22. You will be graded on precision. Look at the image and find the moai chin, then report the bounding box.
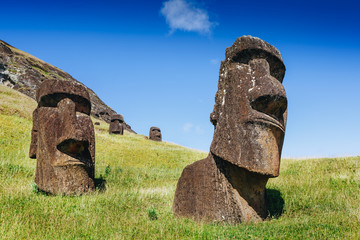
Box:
[29,79,95,195]
[149,127,162,141]
[173,36,287,223]
[109,114,124,135]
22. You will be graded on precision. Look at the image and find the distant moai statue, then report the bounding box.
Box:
[149,127,162,141]
[173,36,288,223]
[29,79,95,195]
[109,114,124,135]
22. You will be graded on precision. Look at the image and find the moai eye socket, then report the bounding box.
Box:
[36,80,91,115]
[110,114,124,122]
[231,49,286,82]
[38,94,91,115]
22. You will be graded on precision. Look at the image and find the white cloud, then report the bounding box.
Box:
[160,0,214,35]
[183,123,204,135]
[210,58,219,65]
[195,125,204,134]
[183,123,193,132]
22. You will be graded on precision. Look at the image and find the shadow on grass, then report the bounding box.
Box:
[95,176,106,192]
[266,189,284,219]
[32,177,107,196]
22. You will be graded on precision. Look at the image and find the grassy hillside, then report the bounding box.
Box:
[0,84,359,239]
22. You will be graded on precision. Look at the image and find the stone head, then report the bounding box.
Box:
[29,79,95,194]
[109,114,124,134]
[210,36,287,177]
[149,127,162,141]
[111,114,124,124]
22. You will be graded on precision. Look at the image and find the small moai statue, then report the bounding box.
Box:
[109,114,124,135]
[29,79,95,195]
[173,36,288,223]
[149,127,162,141]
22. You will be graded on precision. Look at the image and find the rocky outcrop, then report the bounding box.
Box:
[0,40,134,132]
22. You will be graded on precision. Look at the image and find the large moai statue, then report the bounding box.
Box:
[149,127,162,141]
[29,79,95,195]
[173,36,287,223]
[109,114,124,135]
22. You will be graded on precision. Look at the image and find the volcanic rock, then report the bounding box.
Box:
[0,40,134,133]
[109,114,124,135]
[149,127,162,141]
[30,79,96,195]
[173,36,288,223]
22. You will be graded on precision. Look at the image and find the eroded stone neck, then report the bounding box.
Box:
[212,153,269,218]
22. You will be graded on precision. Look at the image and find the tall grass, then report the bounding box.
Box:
[0,85,359,239]
[0,85,37,120]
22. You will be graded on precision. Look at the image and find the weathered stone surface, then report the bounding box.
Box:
[0,40,135,133]
[149,127,162,141]
[109,114,124,135]
[30,79,95,195]
[29,108,39,159]
[173,36,287,223]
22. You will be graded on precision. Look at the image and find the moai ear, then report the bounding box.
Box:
[210,110,218,128]
[29,108,39,159]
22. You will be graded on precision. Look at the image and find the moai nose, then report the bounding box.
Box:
[251,94,287,125]
[57,139,89,157]
[56,98,90,154]
[248,59,287,126]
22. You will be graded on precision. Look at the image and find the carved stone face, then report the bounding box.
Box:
[149,127,162,141]
[109,114,124,135]
[30,80,95,195]
[210,36,287,177]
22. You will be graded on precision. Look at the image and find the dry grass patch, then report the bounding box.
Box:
[0,85,37,119]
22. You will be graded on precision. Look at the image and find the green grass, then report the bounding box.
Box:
[32,66,50,76]
[8,68,17,74]
[0,85,360,239]
[0,85,37,120]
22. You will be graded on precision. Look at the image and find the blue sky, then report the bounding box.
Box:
[1,0,360,158]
